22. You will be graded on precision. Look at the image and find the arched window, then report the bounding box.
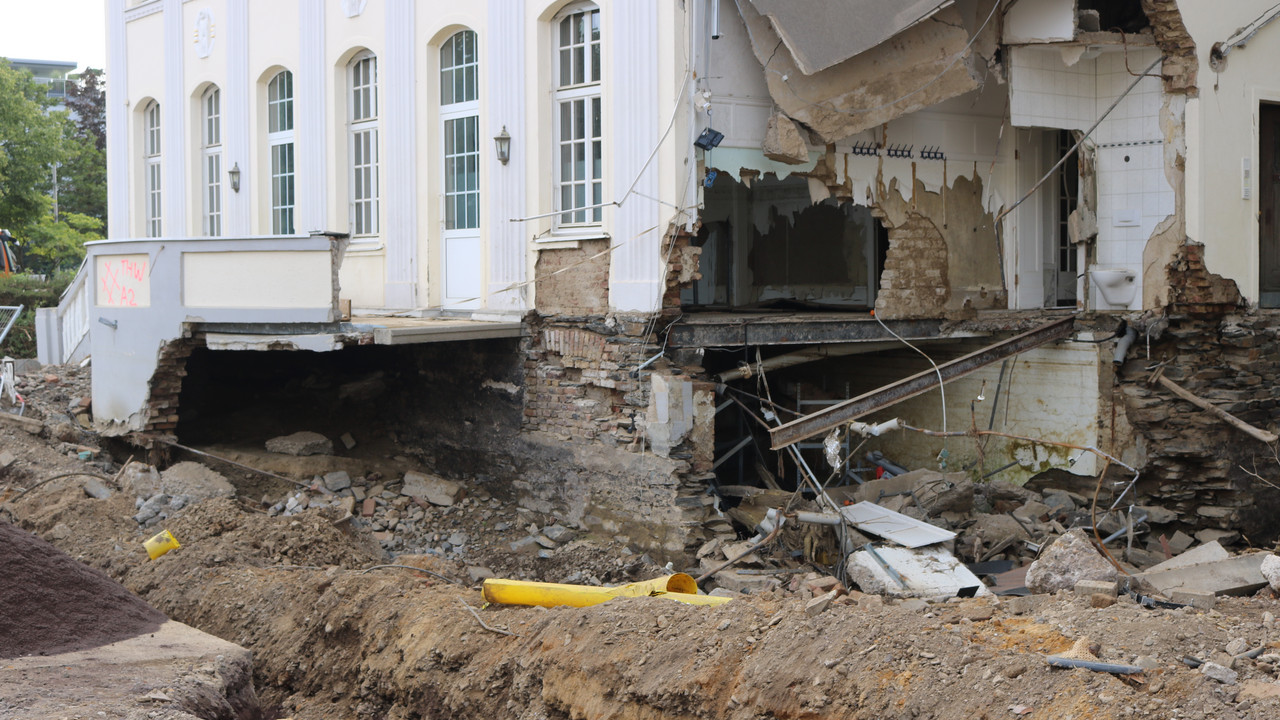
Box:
[201,86,222,236]
[144,101,162,237]
[553,3,601,227]
[268,71,295,235]
[441,30,479,231]
[348,53,378,236]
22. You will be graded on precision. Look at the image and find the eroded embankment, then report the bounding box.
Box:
[9,485,1276,720]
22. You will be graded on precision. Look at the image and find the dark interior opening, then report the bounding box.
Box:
[683,172,888,311]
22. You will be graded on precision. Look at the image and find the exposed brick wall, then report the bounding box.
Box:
[1165,242,1244,315]
[1142,0,1198,95]
[143,337,199,437]
[533,239,611,316]
[875,213,950,319]
[522,314,657,444]
[1117,313,1280,546]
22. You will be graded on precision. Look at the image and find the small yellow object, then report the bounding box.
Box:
[481,573,731,608]
[143,529,181,560]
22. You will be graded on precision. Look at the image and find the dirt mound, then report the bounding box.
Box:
[0,520,166,658]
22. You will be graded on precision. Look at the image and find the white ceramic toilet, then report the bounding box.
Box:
[1089,266,1137,309]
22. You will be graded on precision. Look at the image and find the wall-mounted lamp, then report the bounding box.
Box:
[228,162,241,193]
[494,126,511,165]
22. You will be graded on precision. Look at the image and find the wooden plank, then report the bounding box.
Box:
[0,411,43,435]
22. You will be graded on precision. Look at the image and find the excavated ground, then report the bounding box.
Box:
[2,365,1280,719]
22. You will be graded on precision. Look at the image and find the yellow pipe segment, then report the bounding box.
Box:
[481,573,731,608]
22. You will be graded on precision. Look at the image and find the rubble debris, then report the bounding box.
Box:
[0,450,15,470]
[264,431,334,456]
[1073,579,1118,598]
[804,588,839,617]
[1025,529,1118,595]
[1261,554,1280,592]
[847,469,974,517]
[401,471,461,507]
[761,108,808,165]
[845,544,988,601]
[1145,540,1229,573]
[1168,590,1216,610]
[81,478,112,500]
[339,432,357,450]
[481,574,731,608]
[1201,662,1239,685]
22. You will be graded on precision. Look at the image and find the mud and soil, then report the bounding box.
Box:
[2,365,1280,719]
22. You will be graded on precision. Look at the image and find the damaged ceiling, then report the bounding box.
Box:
[744,0,955,75]
[734,0,1000,143]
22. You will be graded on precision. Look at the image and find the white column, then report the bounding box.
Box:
[106,0,129,239]
[486,0,528,311]
[226,0,251,236]
[298,0,328,234]
[382,0,418,308]
[162,0,187,235]
[609,0,662,312]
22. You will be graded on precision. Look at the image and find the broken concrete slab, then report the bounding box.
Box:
[840,501,955,548]
[845,544,989,601]
[762,108,809,165]
[805,588,839,617]
[712,569,781,594]
[1169,590,1216,611]
[853,469,974,517]
[735,0,990,143]
[81,479,112,500]
[1195,528,1240,546]
[1201,662,1238,685]
[401,472,460,507]
[322,471,352,492]
[265,431,333,457]
[1074,579,1118,598]
[1134,553,1271,598]
[1025,529,1118,595]
[1145,541,1229,574]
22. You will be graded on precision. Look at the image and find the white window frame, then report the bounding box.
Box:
[348,52,379,237]
[268,70,295,235]
[552,3,602,230]
[441,30,480,232]
[201,86,222,237]
[144,101,162,238]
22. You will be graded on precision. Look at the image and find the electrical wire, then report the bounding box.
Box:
[872,311,948,442]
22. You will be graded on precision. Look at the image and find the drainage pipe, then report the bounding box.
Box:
[481,574,731,608]
[715,342,904,383]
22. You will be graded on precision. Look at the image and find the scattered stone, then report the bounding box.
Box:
[49,522,71,540]
[696,537,723,559]
[1261,554,1280,592]
[708,588,738,598]
[1136,505,1177,525]
[713,569,780,594]
[0,450,16,470]
[1166,530,1195,555]
[361,498,376,517]
[534,535,559,549]
[401,471,461,507]
[265,431,334,456]
[1201,662,1238,685]
[467,566,495,583]
[1136,552,1271,597]
[805,576,843,595]
[898,598,929,612]
[322,471,352,492]
[536,549,554,559]
[1195,528,1240,546]
[337,496,356,516]
[805,589,839,617]
[509,536,539,552]
[81,479,112,500]
[133,494,170,525]
[1225,638,1250,656]
[1012,500,1050,523]
[542,524,573,543]
[1074,579,1118,597]
[448,532,468,548]
[1169,590,1216,610]
[1026,529,1117,594]
[1263,611,1276,628]
[339,432,357,450]
[1134,656,1160,671]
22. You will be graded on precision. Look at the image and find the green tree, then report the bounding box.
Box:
[0,60,66,233]
[58,68,107,224]
[21,195,102,273]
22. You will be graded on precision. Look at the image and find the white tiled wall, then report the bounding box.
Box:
[1011,45,1173,309]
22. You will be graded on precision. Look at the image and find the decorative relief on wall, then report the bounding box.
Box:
[194,8,215,58]
[343,0,368,18]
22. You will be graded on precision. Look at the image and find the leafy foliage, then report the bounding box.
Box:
[0,270,74,358]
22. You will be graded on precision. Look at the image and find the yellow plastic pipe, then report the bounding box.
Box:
[481,573,731,608]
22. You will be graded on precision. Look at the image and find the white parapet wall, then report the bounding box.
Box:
[86,233,345,434]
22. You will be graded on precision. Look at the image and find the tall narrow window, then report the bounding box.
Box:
[144,101,162,237]
[441,30,479,231]
[349,53,378,236]
[553,4,602,227]
[268,71,295,235]
[202,87,222,236]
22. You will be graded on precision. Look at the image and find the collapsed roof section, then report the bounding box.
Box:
[734,0,1001,143]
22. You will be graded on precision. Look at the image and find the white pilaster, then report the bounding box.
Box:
[162,0,187,235]
[226,0,251,235]
[298,0,328,234]
[486,0,528,311]
[106,0,129,239]
[382,0,418,308]
[609,0,662,313]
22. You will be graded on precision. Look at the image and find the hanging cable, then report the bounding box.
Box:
[873,311,949,467]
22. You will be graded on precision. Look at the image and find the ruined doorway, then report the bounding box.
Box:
[1015,129,1080,308]
[1053,130,1080,307]
[684,173,886,310]
[1260,103,1280,307]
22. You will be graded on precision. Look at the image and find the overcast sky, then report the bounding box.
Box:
[0,0,108,73]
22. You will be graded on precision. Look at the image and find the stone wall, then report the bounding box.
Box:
[1141,0,1198,95]
[143,337,198,437]
[875,213,950,319]
[1117,312,1280,547]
